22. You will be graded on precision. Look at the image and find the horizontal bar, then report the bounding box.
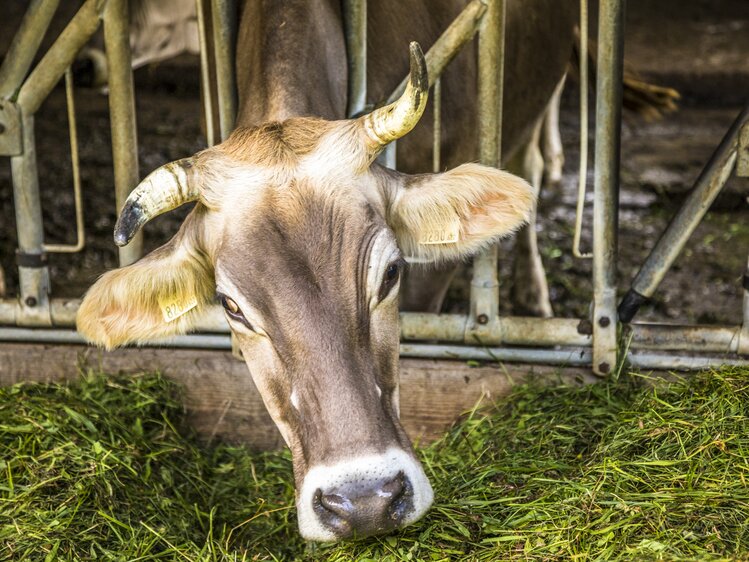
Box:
[0,330,746,370]
[0,300,745,355]
[0,327,231,350]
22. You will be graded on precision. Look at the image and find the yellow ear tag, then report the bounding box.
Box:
[419,216,461,245]
[157,294,198,323]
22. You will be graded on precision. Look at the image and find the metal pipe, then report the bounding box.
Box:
[619,104,749,323]
[104,0,142,266]
[1,327,745,370]
[196,0,217,146]
[739,257,749,355]
[432,77,442,172]
[401,343,592,366]
[4,299,741,355]
[211,0,237,140]
[572,0,592,259]
[343,0,367,117]
[16,0,106,115]
[0,327,231,350]
[591,0,624,375]
[0,0,61,100]
[386,0,487,103]
[10,112,51,326]
[44,68,85,253]
[468,0,505,343]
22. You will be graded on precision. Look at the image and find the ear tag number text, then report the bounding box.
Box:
[158,294,198,323]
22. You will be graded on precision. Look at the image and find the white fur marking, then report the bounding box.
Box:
[290,389,300,410]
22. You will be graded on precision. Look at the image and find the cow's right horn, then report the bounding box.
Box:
[113,158,198,247]
[362,42,428,147]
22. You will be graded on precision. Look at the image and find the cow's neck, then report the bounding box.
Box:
[235,0,347,127]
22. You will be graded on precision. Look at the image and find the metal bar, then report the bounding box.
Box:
[380,0,486,170]
[432,78,442,172]
[572,0,592,259]
[44,68,85,253]
[2,299,744,356]
[343,0,367,117]
[16,0,106,115]
[211,0,237,140]
[196,0,218,146]
[386,0,488,103]
[739,257,749,355]
[1,327,745,370]
[468,0,505,344]
[619,104,749,323]
[0,0,61,100]
[0,327,231,349]
[591,0,625,375]
[10,112,51,326]
[104,0,142,266]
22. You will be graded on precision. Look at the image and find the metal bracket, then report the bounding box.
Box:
[738,119,749,177]
[0,101,22,156]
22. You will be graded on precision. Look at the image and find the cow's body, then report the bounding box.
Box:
[78,0,579,542]
[237,0,576,171]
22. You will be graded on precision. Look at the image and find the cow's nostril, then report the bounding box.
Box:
[313,472,414,538]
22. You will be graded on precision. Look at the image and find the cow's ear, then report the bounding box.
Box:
[77,212,214,350]
[385,163,536,262]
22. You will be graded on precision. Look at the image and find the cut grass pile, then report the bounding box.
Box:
[1,368,749,561]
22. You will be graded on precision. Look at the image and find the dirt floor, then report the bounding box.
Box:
[1,0,748,326]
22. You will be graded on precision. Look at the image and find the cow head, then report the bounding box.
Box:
[77,44,535,541]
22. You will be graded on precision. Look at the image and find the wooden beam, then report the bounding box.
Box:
[0,343,596,449]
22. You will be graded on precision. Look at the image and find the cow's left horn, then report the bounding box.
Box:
[363,42,428,146]
[113,158,198,247]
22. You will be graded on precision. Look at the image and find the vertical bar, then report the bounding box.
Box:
[196,0,218,146]
[0,0,61,100]
[10,113,51,326]
[104,0,142,266]
[432,77,442,173]
[467,0,505,342]
[739,257,749,355]
[592,0,625,375]
[343,0,367,117]
[211,0,237,140]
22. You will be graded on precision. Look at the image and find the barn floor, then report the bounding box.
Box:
[2,367,747,560]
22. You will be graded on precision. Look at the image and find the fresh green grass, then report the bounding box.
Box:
[2,368,748,561]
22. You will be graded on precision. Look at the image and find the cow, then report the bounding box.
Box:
[77,0,581,542]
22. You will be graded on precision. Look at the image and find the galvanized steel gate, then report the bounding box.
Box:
[1,0,748,374]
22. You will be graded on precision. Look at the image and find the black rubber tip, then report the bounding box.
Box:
[617,289,648,324]
[113,203,145,247]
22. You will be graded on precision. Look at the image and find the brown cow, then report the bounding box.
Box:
[78,0,576,541]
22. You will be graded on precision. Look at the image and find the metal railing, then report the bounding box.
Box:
[1,0,748,373]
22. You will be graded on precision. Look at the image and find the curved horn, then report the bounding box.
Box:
[363,42,428,146]
[113,158,198,247]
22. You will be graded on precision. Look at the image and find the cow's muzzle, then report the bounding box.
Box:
[296,447,434,541]
[313,470,412,538]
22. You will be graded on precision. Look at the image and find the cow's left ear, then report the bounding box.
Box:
[77,211,215,350]
[384,163,536,262]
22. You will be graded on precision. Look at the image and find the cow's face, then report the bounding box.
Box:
[77,45,535,541]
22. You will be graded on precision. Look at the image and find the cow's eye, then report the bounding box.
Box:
[379,260,403,301]
[219,294,253,329]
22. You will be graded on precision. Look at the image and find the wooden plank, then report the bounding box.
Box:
[0,343,596,449]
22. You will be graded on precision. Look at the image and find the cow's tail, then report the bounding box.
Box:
[571,29,681,121]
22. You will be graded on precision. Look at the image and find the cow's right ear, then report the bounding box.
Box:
[383,163,536,263]
[77,211,214,350]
